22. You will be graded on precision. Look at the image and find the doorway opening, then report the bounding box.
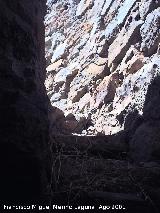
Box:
[44,0,160,210]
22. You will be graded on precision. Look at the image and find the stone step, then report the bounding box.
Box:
[52,133,128,160]
[51,135,160,212]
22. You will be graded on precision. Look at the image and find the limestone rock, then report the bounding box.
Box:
[46,59,63,72]
[76,0,94,18]
[108,20,143,69]
[140,8,160,56]
[45,0,160,136]
[91,72,119,108]
[130,121,160,162]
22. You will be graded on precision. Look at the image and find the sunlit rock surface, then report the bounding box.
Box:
[45,0,160,135]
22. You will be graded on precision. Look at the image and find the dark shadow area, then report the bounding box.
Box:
[0,143,41,203]
[0,0,51,206]
[125,76,160,163]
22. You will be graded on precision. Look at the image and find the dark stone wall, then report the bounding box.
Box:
[0,0,51,204]
[129,76,160,162]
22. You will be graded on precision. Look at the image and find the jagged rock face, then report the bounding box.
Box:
[0,0,51,203]
[45,0,160,135]
[129,76,160,162]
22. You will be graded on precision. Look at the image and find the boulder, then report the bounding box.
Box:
[129,121,160,162]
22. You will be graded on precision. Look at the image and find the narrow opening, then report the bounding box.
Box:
[2,0,160,208]
[44,0,160,210]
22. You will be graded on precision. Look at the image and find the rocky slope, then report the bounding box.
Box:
[45,0,160,136]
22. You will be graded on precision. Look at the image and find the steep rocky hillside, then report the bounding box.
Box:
[45,0,160,135]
